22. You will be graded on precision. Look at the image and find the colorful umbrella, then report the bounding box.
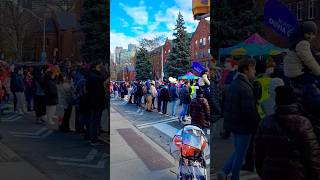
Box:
[178,72,199,80]
[231,48,247,56]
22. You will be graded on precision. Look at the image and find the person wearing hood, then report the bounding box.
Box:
[261,78,285,116]
[255,86,320,180]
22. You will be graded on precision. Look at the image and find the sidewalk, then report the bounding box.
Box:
[110,107,177,180]
[0,142,50,180]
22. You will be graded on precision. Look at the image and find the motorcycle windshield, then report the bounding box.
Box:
[182,132,202,150]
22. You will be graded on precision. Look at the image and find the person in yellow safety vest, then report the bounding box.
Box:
[190,79,197,99]
[255,61,275,118]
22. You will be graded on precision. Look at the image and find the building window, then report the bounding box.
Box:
[297,1,303,20]
[308,0,316,19]
[203,37,206,45]
[199,38,203,45]
[195,40,197,45]
[208,36,210,44]
[208,48,210,54]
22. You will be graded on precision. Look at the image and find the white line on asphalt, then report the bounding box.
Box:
[10,127,48,136]
[13,130,53,139]
[55,153,107,168]
[136,117,177,128]
[1,116,22,122]
[48,149,98,162]
[153,123,179,139]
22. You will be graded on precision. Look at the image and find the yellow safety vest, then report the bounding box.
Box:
[256,76,272,118]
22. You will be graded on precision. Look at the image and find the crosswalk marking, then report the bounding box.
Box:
[136,117,177,129]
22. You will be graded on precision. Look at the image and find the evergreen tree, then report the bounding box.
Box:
[135,47,152,81]
[211,0,263,58]
[80,0,108,63]
[165,12,191,78]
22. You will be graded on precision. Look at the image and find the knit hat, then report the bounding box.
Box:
[275,86,296,106]
[269,78,285,96]
[302,21,318,34]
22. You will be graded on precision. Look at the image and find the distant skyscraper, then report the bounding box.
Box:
[115,47,123,64]
[128,44,136,51]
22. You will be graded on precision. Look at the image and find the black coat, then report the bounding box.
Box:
[179,86,191,104]
[85,70,107,111]
[223,73,260,134]
[160,88,170,102]
[44,78,58,106]
[255,104,320,180]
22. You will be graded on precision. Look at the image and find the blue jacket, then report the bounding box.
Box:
[10,73,24,92]
[169,85,179,101]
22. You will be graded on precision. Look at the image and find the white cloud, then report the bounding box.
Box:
[110,31,139,53]
[120,1,149,26]
[118,18,129,27]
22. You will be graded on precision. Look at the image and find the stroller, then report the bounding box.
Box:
[170,124,209,180]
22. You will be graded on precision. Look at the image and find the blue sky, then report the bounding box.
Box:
[110,0,201,53]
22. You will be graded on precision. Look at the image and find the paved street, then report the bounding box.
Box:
[211,119,260,180]
[110,97,210,179]
[0,106,108,180]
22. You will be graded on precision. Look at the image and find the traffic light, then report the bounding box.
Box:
[192,0,210,20]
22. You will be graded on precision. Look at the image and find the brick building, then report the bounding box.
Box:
[190,19,211,68]
[33,11,83,63]
[262,0,320,51]
[150,46,163,80]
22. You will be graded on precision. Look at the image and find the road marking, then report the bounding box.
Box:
[55,153,108,169]
[1,116,22,122]
[48,149,98,162]
[12,130,53,139]
[10,127,48,136]
[136,117,178,129]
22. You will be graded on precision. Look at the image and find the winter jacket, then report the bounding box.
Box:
[44,78,58,106]
[169,85,179,101]
[160,87,170,102]
[190,95,210,129]
[255,104,320,180]
[150,85,157,98]
[223,73,260,134]
[58,82,74,108]
[10,73,24,92]
[85,70,107,111]
[284,40,320,78]
[179,85,191,104]
[136,84,143,97]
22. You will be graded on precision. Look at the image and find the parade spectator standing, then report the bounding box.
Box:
[189,89,210,134]
[135,81,143,107]
[198,69,210,99]
[160,84,170,115]
[217,58,260,180]
[150,81,157,109]
[157,84,162,113]
[85,61,107,145]
[73,68,86,133]
[178,82,191,122]
[58,73,74,132]
[10,67,27,115]
[24,71,34,111]
[113,82,118,99]
[43,70,58,128]
[33,67,46,124]
[144,81,153,112]
[261,78,285,116]
[255,86,320,180]
[169,78,179,117]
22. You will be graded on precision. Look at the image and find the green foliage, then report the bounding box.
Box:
[211,0,264,57]
[165,12,191,78]
[135,47,152,81]
[80,0,109,64]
